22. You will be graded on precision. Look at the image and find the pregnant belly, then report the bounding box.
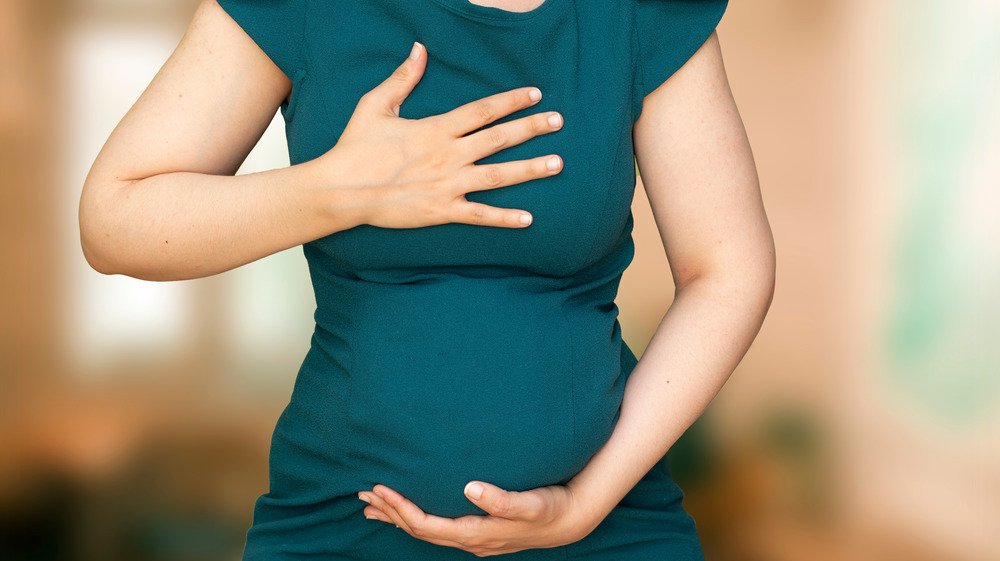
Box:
[266,276,626,518]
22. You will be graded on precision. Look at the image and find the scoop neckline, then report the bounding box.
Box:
[430,0,560,22]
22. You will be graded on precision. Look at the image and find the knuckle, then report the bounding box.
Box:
[486,126,507,148]
[482,166,503,188]
[356,91,376,109]
[475,101,495,123]
[531,114,547,134]
[491,494,512,517]
[467,205,487,224]
[389,65,410,83]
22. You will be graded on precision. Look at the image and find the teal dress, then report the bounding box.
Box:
[216,0,727,559]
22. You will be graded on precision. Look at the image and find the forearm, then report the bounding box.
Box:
[569,271,774,528]
[79,157,367,281]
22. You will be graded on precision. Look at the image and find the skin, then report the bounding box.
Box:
[81,0,775,556]
[468,0,547,11]
[358,29,775,560]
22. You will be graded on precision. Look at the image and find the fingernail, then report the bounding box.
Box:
[546,156,562,171]
[358,493,371,504]
[547,113,562,128]
[528,88,542,102]
[373,490,384,499]
[409,42,422,60]
[465,482,484,500]
[520,214,532,226]
[366,514,378,520]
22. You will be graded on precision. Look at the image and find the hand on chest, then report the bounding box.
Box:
[286,2,639,275]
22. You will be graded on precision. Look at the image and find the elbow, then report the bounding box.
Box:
[79,196,111,275]
[675,239,776,318]
[741,235,776,318]
[78,220,160,280]
[759,251,777,318]
[79,234,118,276]
[78,169,183,281]
[756,234,777,300]
[79,214,120,277]
[727,257,775,329]
[78,177,129,277]
[78,204,193,282]
[79,232,164,281]
[748,240,777,324]
[733,223,776,316]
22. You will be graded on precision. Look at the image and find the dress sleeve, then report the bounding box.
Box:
[632,0,728,120]
[216,0,307,78]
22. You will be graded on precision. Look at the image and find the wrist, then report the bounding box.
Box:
[296,152,377,232]
[565,478,616,538]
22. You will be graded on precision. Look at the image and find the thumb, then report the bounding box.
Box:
[464,481,539,520]
[369,42,427,116]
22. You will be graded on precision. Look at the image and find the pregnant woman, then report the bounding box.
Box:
[79,0,774,558]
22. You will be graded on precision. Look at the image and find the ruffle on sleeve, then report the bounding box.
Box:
[633,0,728,120]
[216,0,307,79]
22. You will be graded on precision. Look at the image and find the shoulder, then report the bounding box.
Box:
[213,0,308,78]
[630,0,729,121]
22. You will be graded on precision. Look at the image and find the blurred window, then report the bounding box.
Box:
[63,5,312,391]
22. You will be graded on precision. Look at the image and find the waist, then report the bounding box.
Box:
[273,275,628,516]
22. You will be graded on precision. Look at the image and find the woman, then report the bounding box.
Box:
[79,0,774,558]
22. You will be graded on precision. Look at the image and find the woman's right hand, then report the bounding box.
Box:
[316,42,564,229]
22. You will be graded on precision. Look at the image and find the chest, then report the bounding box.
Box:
[284,1,640,277]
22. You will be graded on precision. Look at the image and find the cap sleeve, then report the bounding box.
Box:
[216,0,306,78]
[633,0,728,120]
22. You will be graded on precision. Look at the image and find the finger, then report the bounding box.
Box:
[362,504,393,524]
[462,111,563,161]
[359,491,395,524]
[363,42,427,116]
[370,487,472,548]
[365,490,416,535]
[371,486,438,537]
[442,86,543,136]
[462,154,563,196]
[449,201,531,228]
[464,481,545,521]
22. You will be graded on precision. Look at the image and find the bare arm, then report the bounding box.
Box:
[569,29,775,525]
[359,31,776,556]
[80,0,301,280]
[80,0,563,281]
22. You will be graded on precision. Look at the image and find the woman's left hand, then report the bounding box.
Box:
[358,481,598,557]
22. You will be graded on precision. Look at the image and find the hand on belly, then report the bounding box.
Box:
[358,477,597,556]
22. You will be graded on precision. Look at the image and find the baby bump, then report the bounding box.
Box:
[270,277,624,518]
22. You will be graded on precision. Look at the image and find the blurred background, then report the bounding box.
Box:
[2,0,998,559]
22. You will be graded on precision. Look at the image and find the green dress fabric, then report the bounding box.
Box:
[215,0,727,559]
